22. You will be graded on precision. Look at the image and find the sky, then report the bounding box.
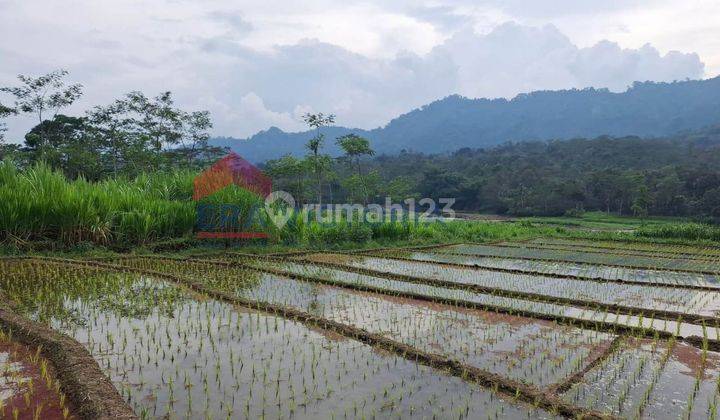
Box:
[0,0,718,141]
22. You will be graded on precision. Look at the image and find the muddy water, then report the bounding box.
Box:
[0,337,71,419]
[0,260,556,419]
[115,257,615,388]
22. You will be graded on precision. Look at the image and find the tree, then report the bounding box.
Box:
[23,114,103,179]
[302,112,335,206]
[264,155,308,204]
[180,110,213,165]
[0,70,83,152]
[631,185,652,222]
[383,176,419,202]
[123,91,215,172]
[336,134,374,203]
[0,102,15,144]
[126,91,183,157]
[86,100,132,176]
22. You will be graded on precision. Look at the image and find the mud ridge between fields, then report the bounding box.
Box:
[76,253,720,353]
[353,251,720,292]
[0,289,136,419]
[21,256,615,420]
[419,247,720,276]
[268,254,720,326]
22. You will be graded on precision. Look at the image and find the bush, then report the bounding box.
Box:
[636,223,720,241]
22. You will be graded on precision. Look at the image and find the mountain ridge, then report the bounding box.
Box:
[211,77,720,163]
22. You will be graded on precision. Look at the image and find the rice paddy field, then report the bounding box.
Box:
[1,237,720,418]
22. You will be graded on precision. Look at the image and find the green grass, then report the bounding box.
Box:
[1,161,714,255]
[520,211,686,231]
[636,223,720,242]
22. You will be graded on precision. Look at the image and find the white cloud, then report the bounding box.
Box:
[0,0,713,141]
[216,92,305,135]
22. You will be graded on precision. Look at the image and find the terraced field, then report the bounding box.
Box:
[0,238,719,418]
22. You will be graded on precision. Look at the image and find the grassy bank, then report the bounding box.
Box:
[0,162,564,252]
[2,161,713,254]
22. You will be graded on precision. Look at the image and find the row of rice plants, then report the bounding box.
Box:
[563,337,720,419]
[107,256,614,389]
[531,238,720,257]
[246,256,720,340]
[375,250,720,289]
[109,255,720,417]
[496,241,720,263]
[433,244,720,274]
[0,259,556,419]
[106,254,719,345]
[257,257,720,419]
[295,253,720,320]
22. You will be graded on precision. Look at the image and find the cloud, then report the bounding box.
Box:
[190,21,702,137]
[432,22,704,98]
[206,10,253,34]
[570,42,704,90]
[0,0,710,141]
[214,92,305,135]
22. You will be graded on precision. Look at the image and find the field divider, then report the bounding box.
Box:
[0,290,137,420]
[225,257,720,350]
[335,242,463,255]
[91,254,720,353]
[261,254,720,326]
[538,236,720,252]
[17,256,616,420]
[524,239,720,259]
[425,247,720,276]
[354,251,720,292]
[531,239,720,256]
[488,242,720,263]
[547,336,624,395]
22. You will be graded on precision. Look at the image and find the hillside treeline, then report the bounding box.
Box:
[268,126,720,219]
[377,128,720,218]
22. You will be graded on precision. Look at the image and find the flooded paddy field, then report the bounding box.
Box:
[0,259,556,419]
[0,237,718,418]
[368,249,720,289]
[430,243,720,274]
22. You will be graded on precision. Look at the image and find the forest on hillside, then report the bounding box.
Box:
[266,126,720,220]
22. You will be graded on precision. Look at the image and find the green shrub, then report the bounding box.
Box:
[636,223,720,241]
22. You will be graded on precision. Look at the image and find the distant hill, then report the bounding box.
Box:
[212,77,720,163]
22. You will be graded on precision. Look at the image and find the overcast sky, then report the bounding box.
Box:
[1,0,718,141]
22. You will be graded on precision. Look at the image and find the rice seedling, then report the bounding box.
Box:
[1,235,716,418]
[107,256,617,388]
[0,329,72,418]
[375,249,720,289]
[0,259,560,419]
[294,253,720,320]
[432,243,720,275]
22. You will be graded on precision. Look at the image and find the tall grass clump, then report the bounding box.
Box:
[636,223,720,242]
[0,161,197,246]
